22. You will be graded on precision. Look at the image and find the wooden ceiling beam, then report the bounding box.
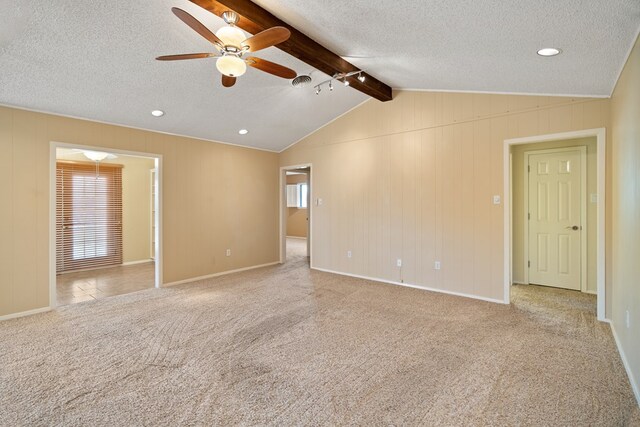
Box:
[189,0,393,102]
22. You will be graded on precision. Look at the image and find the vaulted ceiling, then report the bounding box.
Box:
[1,1,638,152]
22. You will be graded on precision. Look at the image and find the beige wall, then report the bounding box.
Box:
[611,34,640,400]
[120,156,156,263]
[511,137,597,293]
[56,152,156,263]
[0,106,279,317]
[286,174,308,238]
[280,91,611,304]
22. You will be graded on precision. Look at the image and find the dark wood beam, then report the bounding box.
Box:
[190,0,393,102]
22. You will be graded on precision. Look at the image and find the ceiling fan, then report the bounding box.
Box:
[156,8,297,87]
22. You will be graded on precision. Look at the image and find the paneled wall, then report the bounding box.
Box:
[0,107,279,317]
[611,35,640,401]
[280,91,611,305]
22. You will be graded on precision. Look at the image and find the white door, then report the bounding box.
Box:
[528,148,585,290]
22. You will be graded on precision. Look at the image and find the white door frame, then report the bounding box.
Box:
[49,141,163,309]
[503,128,606,321]
[523,146,587,292]
[279,163,312,265]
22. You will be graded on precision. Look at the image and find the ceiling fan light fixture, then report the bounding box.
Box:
[216,55,247,77]
[215,25,246,48]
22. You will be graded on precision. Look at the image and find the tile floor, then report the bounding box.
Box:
[56,262,155,306]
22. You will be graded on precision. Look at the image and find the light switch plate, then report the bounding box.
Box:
[493,195,501,205]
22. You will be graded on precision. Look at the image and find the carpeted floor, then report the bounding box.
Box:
[1,241,638,426]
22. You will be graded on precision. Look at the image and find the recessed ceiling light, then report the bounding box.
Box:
[537,48,561,57]
[238,129,248,135]
[151,110,164,117]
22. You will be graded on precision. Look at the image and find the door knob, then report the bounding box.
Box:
[565,225,579,230]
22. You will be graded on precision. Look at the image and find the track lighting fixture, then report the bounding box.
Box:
[312,70,366,96]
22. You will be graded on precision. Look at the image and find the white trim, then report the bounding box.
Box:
[280,164,313,267]
[522,146,588,292]
[504,128,607,321]
[121,259,154,266]
[278,99,371,153]
[286,236,307,240]
[2,102,279,153]
[392,87,609,99]
[163,262,280,287]
[609,323,640,406]
[0,307,51,322]
[583,290,597,295]
[312,267,506,305]
[50,142,164,313]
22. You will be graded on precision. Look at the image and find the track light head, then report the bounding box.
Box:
[357,72,365,82]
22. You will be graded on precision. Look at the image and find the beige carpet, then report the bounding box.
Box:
[1,242,638,425]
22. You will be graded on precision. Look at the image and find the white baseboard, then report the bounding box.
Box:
[122,259,154,266]
[609,322,640,406]
[163,262,280,287]
[0,306,51,322]
[286,236,307,240]
[583,289,598,295]
[311,267,506,305]
[512,281,528,285]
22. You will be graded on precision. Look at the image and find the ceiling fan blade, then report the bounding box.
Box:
[156,53,216,61]
[242,27,291,52]
[246,57,297,79]
[172,7,224,49]
[222,75,237,87]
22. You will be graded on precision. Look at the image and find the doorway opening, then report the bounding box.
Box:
[280,164,311,265]
[504,129,606,321]
[50,143,162,308]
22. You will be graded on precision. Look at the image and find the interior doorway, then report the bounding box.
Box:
[280,164,311,265]
[50,143,162,308]
[504,128,606,321]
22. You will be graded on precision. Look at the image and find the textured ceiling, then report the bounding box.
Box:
[1,1,639,152]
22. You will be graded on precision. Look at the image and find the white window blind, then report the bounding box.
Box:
[286,184,298,207]
[56,161,123,273]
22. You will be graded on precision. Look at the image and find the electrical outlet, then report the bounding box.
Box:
[396,259,402,267]
[226,249,231,257]
[434,261,441,270]
[626,310,630,329]
[347,250,352,258]
[316,198,323,206]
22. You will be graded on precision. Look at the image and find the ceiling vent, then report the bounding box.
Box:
[291,74,312,88]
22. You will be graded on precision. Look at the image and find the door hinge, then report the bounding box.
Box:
[528,165,530,173]
[528,260,531,268]
[528,212,530,220]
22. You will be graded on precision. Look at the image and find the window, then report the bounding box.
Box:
[298,183,308,208]
[56,161,123,273]
[286,182,308,209]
